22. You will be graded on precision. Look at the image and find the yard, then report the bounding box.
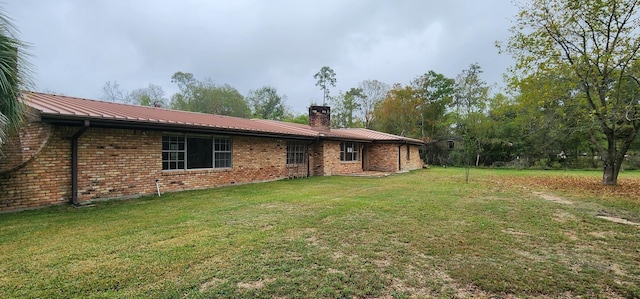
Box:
[1,168,639,298]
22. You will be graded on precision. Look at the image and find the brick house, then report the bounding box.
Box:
[0,92,424,212]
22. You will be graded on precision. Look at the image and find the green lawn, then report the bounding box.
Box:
[1,168,639,298]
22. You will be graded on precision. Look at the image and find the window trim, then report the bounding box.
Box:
[286,141,307,165]
[340,142,360,162]
[162,134,232,171]
[162,134,185,170]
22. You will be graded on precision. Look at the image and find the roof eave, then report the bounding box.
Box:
[38,114,318,140]
[371,139,425,146]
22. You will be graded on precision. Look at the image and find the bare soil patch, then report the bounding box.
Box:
[199,277,227,292]
[237,278,275,290]
[596,216,640,226]
[533,192,573,205]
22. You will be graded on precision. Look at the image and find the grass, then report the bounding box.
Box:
[1,168,639,298]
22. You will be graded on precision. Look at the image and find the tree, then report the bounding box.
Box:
[101,81,129,104]
[0,7,32,150]
[102,82,167,107]
[512,69,594,169]
[129,84,167,107]
[282,113,309,125]
[358,80,389,128]
[331,87,364,128]
[313,66,336,105]
[453,63,490,182]
[373,84,421,137]
[411,71,456,139]
[169,71,197,110]
[246,86,287,120]
[504,0,640,185]
[372,72,456,141]
[169,72,250,117]
[481,93,522,166]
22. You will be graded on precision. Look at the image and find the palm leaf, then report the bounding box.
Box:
[0,6,33,153]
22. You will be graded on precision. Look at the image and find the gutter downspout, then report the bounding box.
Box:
[71,120,90,206]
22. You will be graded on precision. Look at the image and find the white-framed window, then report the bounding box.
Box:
[162,135,185,170]
[340,142,359,162]
[287,141,306,165]
[162,134,232,170]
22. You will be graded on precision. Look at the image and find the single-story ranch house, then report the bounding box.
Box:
[0,92,424,212]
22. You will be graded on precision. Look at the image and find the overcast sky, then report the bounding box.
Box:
[5,0,518,114]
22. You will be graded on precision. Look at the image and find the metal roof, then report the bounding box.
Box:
[332,128,424,144]
[23,92,424,144]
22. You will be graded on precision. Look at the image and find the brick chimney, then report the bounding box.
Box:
[308,105,331,130]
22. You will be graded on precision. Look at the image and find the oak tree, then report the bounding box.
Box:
[246,86,287,120]
[170,72,249,117]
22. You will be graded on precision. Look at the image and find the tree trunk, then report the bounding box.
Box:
[602,160,617,185]
[465,166,470,183]
[602,133,618,185]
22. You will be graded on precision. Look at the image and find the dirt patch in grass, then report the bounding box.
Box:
[199,277,227,292]
[533,192,573,205]
[553,211,577,223]
[596,216,640,226]
[237,278,275,290]
[501,228,532,237]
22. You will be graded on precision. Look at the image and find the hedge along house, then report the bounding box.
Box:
[0,92,424,212]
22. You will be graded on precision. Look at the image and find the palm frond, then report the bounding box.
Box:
[0,5,33,153]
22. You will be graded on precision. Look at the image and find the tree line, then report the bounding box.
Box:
[101,72,289,121]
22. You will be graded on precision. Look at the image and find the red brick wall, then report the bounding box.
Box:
[0,122,53,173]
[318,141,363,175]
[77,130,294,200]
[159,136,289,193]
[0,125,299,211]
[308,142,323,176]
[1,123,423,212]
[0,123,72,210]
[76,128,161,201]
[366,143,399,172]
[401,144,424,171]
[365,143,423,172]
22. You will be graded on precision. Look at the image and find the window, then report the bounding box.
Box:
[214,138,232,168]
[162,135,185,170]
[187,136,213,169]
[162,134,231,170]
[287,141,306,165]
[340,142,359,162]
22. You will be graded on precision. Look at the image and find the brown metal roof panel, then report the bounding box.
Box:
[23,92,321,137]
[250,119,320,137]
[333,128,424,144]
[23,92,423,143]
